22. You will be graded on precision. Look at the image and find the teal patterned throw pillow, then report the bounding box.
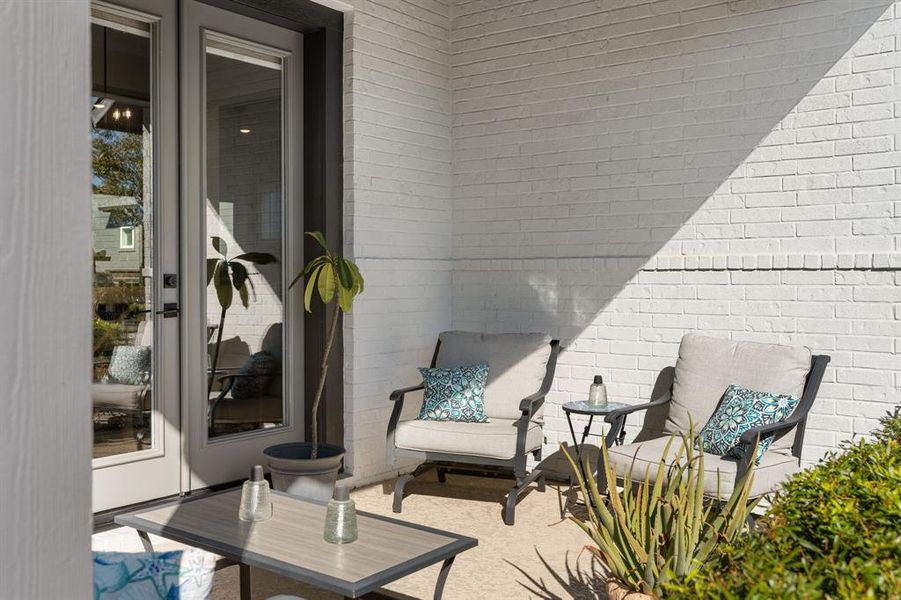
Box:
[108,345,151,385]
[699,384,799,463]
[417,364,489,422]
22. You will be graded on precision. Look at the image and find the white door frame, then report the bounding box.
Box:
[180,0,305,490]
[91,0,182,512]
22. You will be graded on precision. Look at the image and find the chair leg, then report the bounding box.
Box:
[504,489,518,526]
[393,464,434,513]
[393,473,415,513]
[503,468,544,526]
[436,468,447,483]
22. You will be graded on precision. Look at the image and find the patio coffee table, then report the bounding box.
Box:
[115,488,477,599]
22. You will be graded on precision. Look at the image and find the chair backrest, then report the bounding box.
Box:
[665,334,812,453]
[433,331,554,420]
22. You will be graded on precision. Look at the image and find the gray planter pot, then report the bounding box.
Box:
[263,442,345,503]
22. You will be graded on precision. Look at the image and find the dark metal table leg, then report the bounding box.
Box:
[137,530,154,552]
[580,415,594,448]
[240,564,251,600]
[433,556,455,600]
[565,412,581,464]
[617,415,628,445]
[565,411,593,486]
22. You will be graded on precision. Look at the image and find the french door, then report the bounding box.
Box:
[91,0,304,512]
[180,0,304,490]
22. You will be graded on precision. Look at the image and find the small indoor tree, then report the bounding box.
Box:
[206,236,277,391]
[289,231,363,458]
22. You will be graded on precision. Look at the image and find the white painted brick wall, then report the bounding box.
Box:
[450,0,901,466]
[337,0,900,484]
[340,0,453,484]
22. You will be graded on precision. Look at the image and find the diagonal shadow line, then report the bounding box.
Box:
[507,548,607,600]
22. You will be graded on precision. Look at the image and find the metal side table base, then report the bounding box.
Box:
[562,400,632,492]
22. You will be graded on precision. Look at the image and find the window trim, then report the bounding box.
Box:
[119,225,135,249]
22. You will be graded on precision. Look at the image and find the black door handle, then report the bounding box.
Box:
[155,302,180,318]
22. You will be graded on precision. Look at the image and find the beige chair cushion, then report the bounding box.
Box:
[210,394,283,425]
[668,334,811,453]
[606,436,800,499]
[394,418,542,460]
[92,383,147,410]
[436,331,552,420]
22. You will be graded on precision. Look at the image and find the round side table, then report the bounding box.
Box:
[562,400,631,486]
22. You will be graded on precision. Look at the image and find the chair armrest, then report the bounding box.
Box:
[602,391,671,448]
[386,383,424,465]
[603,392,671,424]
[739,416,802,446]
[390,383,424,402]
[216,372,281,383]
[519,390,547,414]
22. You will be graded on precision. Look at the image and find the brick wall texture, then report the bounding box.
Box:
[341,0,901,483]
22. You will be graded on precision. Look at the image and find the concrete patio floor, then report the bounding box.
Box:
[94,470,604,599]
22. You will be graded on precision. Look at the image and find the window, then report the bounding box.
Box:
[120,226,135,249]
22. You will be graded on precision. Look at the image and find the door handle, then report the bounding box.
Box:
[155,302,180,318]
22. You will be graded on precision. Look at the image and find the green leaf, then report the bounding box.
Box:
[211,236,228,256]
[214,261,233,310]
[337,284,353,312]
[347,259,365,294]
[233,252,277,265]
[305,231,328,252]
[336,258,353,290]
[238,282,249,309]
[318,263,336,304]
[304,264,324,313]
[229,261,248,288]
[206,258,220,286]
[289,256,327,290]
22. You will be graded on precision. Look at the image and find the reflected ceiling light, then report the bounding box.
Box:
[93,100,105,109]
[239,127,251,134]
[112,108,121,120]
[124,108,132,119]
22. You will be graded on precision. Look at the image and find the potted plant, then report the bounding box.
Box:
[264,232,363,501]
[563,434,758,599]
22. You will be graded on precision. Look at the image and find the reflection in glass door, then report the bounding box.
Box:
[182,0,304,489]
[91,0,181,513]
[205,42,285,438]
[91,17,154,459]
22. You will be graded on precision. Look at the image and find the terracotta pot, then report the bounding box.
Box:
[606,578,655,600]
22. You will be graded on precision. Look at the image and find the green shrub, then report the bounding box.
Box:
[93,317,126,357]
[664,407,901,599]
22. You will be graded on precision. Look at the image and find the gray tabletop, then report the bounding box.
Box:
[562,400,632,416]
[115,488,477,598]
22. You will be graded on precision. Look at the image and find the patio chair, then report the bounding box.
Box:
[386,331,561,525]
[598,333,830,500]
[208,323,283,436]
[92,320,153,447]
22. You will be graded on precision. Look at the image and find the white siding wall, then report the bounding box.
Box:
[0,0,93,595]
[450,0,901,464]
[341,0,453,483]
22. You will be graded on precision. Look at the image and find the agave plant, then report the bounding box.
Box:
[563,434,758,597]
[288,232,363,458]
[206,236,277,392]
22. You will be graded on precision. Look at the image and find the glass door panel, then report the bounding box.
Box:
[91,0,181,513]
[205,43,285,438]
[182,0,303,489]
[91,17,154,459]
